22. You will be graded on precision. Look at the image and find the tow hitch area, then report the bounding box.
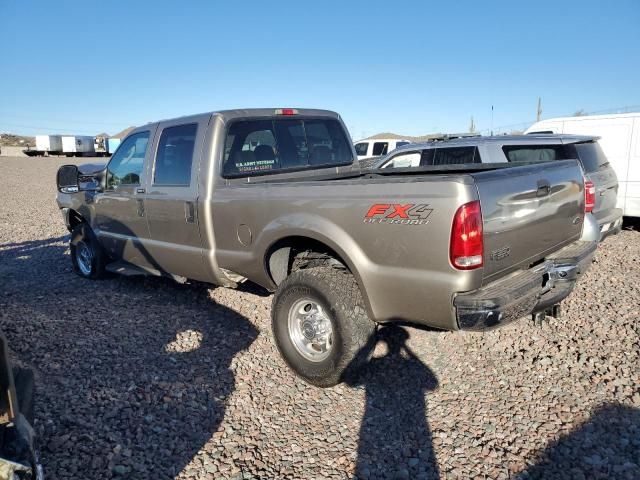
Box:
[532,304,563,326]
[0,331,43,480]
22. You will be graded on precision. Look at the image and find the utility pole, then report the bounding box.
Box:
[536,97,542,122]
[490,106,494,136]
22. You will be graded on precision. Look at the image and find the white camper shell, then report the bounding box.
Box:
[525,113,640,217]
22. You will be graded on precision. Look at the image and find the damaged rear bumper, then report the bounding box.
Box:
[454,240,597,330]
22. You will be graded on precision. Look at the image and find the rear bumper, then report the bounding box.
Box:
[453,240,597,330]
[597,208,623,242]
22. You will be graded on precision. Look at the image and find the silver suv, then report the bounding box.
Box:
[375,134,623,241]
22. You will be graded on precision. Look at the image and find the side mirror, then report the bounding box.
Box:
[57,165,79,193]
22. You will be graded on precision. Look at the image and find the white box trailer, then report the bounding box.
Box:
[35,135,63,154]
[525,112,640,217]
[61,136,96,156]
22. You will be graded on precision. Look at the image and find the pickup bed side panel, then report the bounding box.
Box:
[210,177,482,329]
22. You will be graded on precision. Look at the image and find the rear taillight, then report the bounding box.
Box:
[450,200,483,270]
[584,179,595,213]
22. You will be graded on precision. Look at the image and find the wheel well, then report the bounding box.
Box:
[68,209,85,230]
[266,237,349,286]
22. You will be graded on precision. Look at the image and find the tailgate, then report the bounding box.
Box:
[588,168,619,223]
[473,160,584,284]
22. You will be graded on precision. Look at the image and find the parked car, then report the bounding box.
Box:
[56,108,596,387]
[525,112,640,218]
[375,134,623,242]
[353,138,411,165]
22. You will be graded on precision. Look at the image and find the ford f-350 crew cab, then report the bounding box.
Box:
[56,108,596,387]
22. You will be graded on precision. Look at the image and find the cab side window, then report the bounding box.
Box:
[354,142,369,156]
[382,151,421,168]
[106,132,150,188]
[431,146,480,165]
[372,142,389,156]
[154,123,198,186]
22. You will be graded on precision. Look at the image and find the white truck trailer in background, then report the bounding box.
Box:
[34,135,63,155]
[525,112,640,218]
[61,136,95,157]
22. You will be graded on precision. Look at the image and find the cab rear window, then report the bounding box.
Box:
[223,118,353,177]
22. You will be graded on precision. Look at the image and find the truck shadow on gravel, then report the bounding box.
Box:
[516,403,640,480]
[346,325,441,480]
[346,326,640,480]
[0,235,259,479]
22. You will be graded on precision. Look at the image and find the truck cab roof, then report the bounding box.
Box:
[148,108,342,127]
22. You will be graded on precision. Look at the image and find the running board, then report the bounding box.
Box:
[105,261,187,283]
[105,261,161,277]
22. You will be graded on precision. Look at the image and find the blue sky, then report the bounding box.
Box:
[1,0,639,139]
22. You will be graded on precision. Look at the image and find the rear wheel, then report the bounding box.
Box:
[272,267,375,387]
[70,223,107,279]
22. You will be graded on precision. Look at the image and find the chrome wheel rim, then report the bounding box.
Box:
[76,241,93,276]
[287,298,334,362]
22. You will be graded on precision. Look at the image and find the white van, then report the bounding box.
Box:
[525,113,640,217]
[354,138,411,161]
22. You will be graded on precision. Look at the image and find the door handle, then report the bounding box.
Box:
[185,201,195,224]
[136,199,145,217]
[536,180,551,197]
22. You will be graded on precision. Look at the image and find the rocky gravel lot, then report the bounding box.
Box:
[0,155,638,479]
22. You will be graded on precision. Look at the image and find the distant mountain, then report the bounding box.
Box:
[0,133,35,147]
[111,126,136,139]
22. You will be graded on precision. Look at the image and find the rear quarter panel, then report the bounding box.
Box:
[211,176,482,329]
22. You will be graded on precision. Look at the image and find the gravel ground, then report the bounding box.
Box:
[0,155,638,480]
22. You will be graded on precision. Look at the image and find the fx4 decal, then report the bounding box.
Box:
[364,203,433,225]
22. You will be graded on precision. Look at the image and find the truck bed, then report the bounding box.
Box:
[213,159,585,327]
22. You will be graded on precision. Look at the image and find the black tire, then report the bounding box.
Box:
[70,223,107,279]
[272,267,375,387]
[13,367,34,424]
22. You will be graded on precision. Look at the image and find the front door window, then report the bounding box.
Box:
[106,132,150,188]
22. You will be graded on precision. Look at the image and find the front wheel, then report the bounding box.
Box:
[70,223,107,279]
[271,267,375,387]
